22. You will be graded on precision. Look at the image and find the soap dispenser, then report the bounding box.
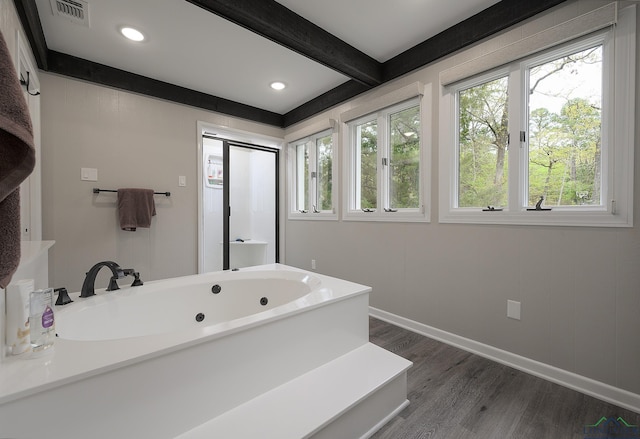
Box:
[29,288,55,355]
[5,279,33,355]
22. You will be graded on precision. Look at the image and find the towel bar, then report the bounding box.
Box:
[93,188,171,197]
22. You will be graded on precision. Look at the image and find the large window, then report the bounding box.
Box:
[345,97,426,221]
[440,10,635,227]
[527,45,603,208]
[288,129,336,219]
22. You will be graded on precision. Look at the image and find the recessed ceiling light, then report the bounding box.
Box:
[120,27,145,42]
[270,81,286,91]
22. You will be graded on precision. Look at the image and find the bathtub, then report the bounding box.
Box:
[55,268,325,341]
[0,264,410,438]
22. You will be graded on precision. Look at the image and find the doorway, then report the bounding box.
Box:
[200,135,279,272]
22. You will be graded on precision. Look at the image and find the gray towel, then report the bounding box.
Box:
[117,188,156,231]
[0,29,35,288]
[0,191,21,288]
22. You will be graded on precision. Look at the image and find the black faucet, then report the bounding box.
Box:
[80,261,143,297]
[122,268,144,287]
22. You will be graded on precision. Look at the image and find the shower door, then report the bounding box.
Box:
[201,136,279,272]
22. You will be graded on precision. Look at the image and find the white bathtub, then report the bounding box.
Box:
[56,268,324,341]
[0,264,410,438]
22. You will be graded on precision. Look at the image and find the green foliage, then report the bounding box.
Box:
[390,106,420,209]
[358,121,378,209]
[458,76,509,207]
[529,100,601,206]
[355,105,421,210]
[458,45,602,208]
[317,135,333,211]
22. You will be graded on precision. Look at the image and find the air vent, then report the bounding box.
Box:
[50,0,90,27]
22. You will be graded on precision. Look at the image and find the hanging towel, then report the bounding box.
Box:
[0,29,35,288]
[117,188,156,231]
[0,191,22,288]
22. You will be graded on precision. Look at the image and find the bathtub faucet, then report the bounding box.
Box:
[122,268,144,287]
[80,261,142,297]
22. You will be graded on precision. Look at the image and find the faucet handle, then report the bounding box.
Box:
[122,269,144,287]
[106,276,120,291]
[131,271,144,287]
[54,287,73,306]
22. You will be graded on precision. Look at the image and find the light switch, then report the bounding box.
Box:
[81,168,98,181]
[178,176,186,187]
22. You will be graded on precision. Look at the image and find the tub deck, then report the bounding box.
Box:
[0,264,410,438]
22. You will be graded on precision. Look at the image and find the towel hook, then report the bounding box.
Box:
[19,71,40,96]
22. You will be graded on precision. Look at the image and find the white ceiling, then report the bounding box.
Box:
[35,0,501,114]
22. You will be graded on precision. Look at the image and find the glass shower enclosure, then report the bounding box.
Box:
[201,136,278,272]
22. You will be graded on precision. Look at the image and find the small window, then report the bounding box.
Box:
[288,129,336,219]
[345,98,427,222]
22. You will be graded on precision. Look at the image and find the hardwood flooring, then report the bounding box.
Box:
[368,317,640,439]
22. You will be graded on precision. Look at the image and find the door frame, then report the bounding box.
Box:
[197,122,284,273]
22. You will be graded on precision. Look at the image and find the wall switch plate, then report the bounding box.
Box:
[81,168,98,181]
[507,300,521,320]
[311,259,316,270]
[178,176,186,187]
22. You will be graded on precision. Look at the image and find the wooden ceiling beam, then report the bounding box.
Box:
[185,0,383,87]
[14,0,569,127]
[12,0,48,70]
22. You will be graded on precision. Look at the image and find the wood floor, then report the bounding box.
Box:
[368,317,640,439]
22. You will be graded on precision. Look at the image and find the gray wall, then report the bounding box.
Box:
[40,73,283,292]
[284,0,640,396]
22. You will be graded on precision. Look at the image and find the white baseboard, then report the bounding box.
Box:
[369,307,640,414]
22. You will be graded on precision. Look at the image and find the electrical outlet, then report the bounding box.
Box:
[507,300,521,320]
[311,259,316,270]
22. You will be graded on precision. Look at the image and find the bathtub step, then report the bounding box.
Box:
[177,342,412,439]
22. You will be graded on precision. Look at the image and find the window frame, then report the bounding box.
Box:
[439,9,635,227]
[343,95,430,222]
[287,128,337,220]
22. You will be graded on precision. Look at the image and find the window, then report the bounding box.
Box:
[288,129,336,219]
[440,8,635,227]
[345,97,427,221]
[457,73,509,209]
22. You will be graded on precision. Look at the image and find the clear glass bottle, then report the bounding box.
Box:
[29,288,55,355]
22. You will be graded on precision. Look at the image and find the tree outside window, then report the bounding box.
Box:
[456,43,604,209]
[350,99,422,215]
[290,129,335,218]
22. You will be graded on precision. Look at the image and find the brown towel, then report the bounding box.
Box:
[0,29,35,288]
[0,191,21,288]
[117,188,156,231]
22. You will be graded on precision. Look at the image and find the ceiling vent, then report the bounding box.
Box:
[50,0,90,27]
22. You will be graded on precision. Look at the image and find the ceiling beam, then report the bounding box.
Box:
[14,0,569,128]
[185,0,383,87]
[47,51,284,127]
[12,0,48,70]
[283,80,369,128]
[284,0,569,127]
[383,0,568,82]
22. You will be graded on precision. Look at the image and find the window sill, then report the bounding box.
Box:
[439,209,632,227]
[343,210,430,223]
[288,212,338,221]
